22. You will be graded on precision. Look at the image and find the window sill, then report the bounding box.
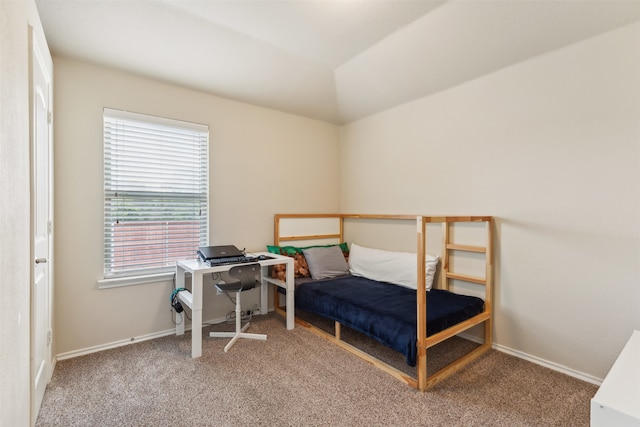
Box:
[97,271,175,289]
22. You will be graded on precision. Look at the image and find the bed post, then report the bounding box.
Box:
[416,216,428,391]
[274,214,281,246]
[273,215,282,315]
[484,218,494,345]
[441,221,449,291]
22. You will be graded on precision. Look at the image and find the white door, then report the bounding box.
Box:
[30,28,53,423]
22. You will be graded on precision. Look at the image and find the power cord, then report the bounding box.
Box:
[170,285,192,324]
[225,303,259,324]
[170,306,192,325]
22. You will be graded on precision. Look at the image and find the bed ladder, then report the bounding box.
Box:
[416,216,494,391]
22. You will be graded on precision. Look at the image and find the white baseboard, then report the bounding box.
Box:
[55,316,228,361]
[492,342,602,386]
[458,332,603,386]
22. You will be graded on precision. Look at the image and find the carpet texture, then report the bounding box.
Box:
[36,314,597,426]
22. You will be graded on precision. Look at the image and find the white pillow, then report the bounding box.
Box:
[348,243,439,290]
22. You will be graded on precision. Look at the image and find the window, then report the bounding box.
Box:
[103,108,208,279]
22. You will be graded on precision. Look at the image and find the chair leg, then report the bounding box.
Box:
[209,290,266,352]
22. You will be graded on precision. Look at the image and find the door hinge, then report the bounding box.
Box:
[48,220,52,235]
[47,330,52,345]
[47,111,52,124]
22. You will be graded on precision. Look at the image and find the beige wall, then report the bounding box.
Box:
[1,1,50,425]
[53,58,341,355]
[340,22,640,380]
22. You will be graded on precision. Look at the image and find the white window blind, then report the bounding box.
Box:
[103,108,208,278]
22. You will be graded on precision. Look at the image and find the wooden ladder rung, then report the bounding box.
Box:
[446,243,486,253]
[445,271,486,285]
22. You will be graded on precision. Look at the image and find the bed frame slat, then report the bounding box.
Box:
[296,316,418,389]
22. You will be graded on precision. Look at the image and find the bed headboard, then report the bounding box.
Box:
[274,214,344,247]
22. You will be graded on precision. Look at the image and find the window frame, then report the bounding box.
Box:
[99,108,209,287]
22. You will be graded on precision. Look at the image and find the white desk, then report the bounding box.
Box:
[591,330,640,426]
[174,252,294,358]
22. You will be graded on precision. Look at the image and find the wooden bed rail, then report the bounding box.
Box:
[273,213,494,391]
[277,234,342,243]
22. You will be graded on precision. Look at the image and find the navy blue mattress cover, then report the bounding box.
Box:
[294,275,484,366]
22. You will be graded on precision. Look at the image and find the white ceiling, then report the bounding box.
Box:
[36,0,640,124]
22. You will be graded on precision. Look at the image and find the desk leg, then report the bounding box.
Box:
[260,267,268,315]
[286,260,294,330]
[286,289,294,330]
[175,266,186,336]
[191,309,202,358]
[191,271,203,358]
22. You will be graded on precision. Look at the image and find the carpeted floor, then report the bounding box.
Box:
[36,313,597,427]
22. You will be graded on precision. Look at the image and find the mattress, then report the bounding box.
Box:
[294,275,484,366]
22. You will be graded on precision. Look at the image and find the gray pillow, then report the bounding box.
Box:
[302,245,350,280]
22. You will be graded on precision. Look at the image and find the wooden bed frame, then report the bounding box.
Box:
[273,214,494,391]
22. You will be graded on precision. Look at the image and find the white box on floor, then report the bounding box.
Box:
[591,330,640,426]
